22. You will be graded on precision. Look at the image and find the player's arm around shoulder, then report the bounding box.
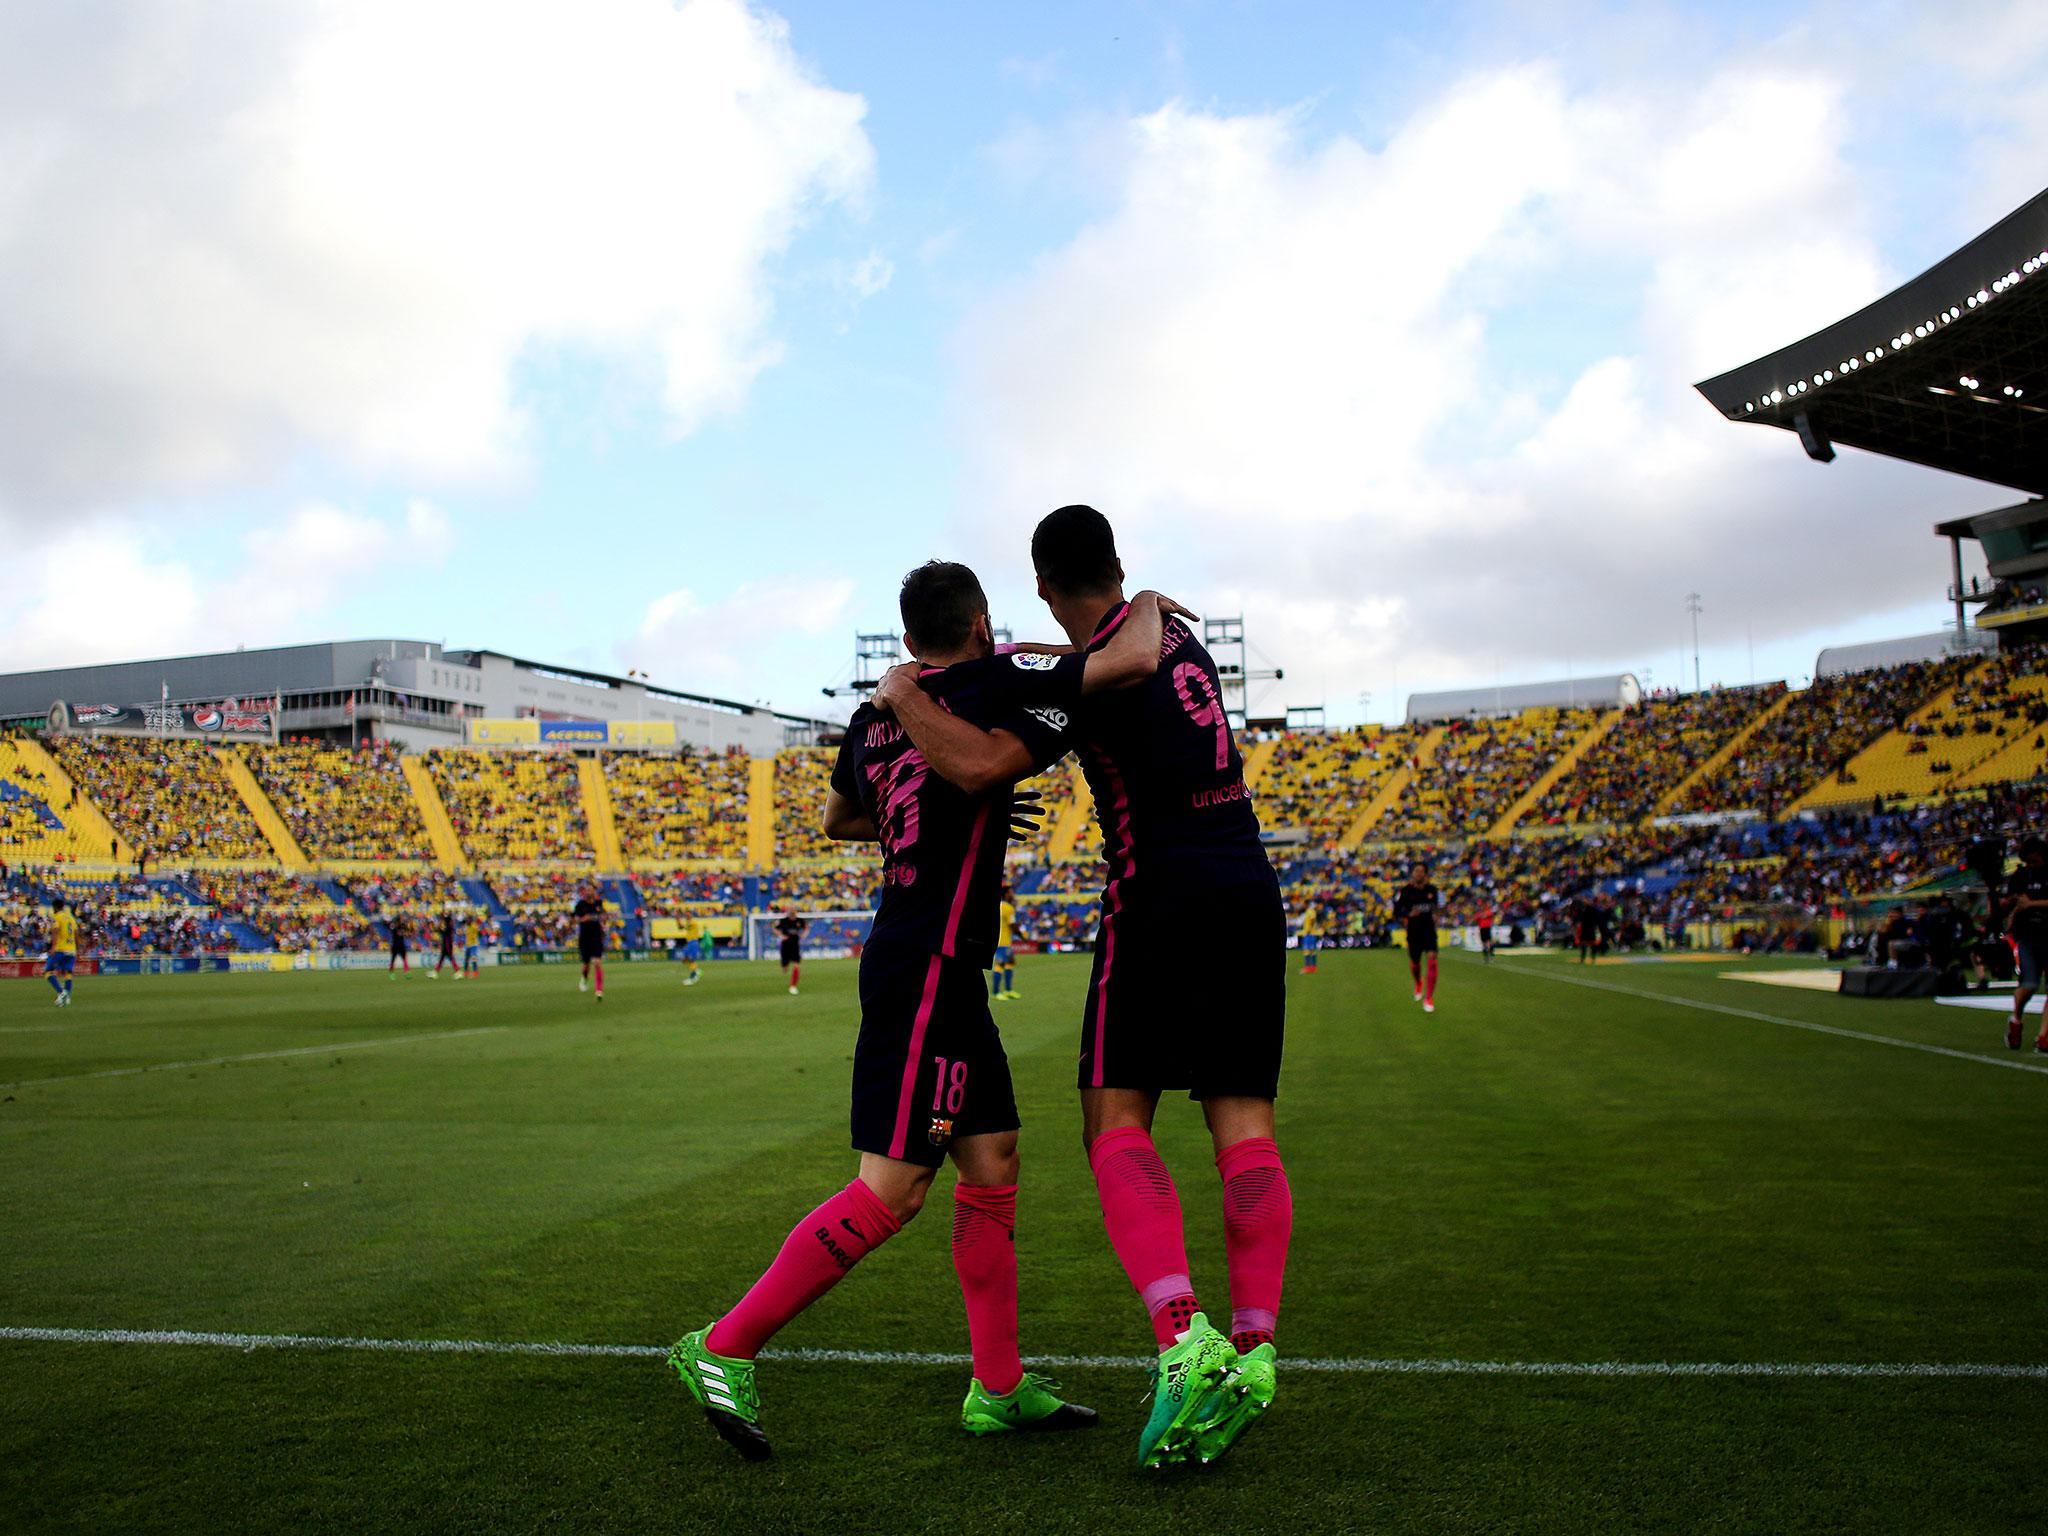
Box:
[1080,590,1195,694]
[871,664,1036,798]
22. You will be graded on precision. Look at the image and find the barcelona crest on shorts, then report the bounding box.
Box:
[928,1116,954,1148]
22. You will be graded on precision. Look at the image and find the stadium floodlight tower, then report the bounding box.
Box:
[1202,616,1284,729]
[821,631,905,703]
[823,624,1011,705]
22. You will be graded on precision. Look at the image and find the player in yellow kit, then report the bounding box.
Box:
[462,913,484,979]
[45,897,78,1007]
[683,918,706,987]
[991,887,1018,1001]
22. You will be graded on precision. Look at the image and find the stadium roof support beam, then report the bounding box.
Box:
[1695,187,2048,493]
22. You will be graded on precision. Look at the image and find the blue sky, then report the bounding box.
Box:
[3,0,2045,722]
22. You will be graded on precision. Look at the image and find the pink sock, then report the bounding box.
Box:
[593,961,604,992]
[1217,1136,1292,1353]
[706,1179,901,1358]
[1424,954,1437,1003]
[1089,1126,1198,1349]
[952,1183,1022,1395]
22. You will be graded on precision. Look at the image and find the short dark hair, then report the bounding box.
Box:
[1031,505,1120,597]
[899,561,987,653]
[51,897,65,911]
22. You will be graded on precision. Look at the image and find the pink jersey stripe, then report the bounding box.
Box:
[941,801,992,958]
[1088,601,1132,648]
[1087,751,1135,1088]
[888,954,946,1160]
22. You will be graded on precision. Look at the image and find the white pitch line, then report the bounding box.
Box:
[0,1027,506,1091]
[0,1326,2043,1381]
[1495,963,2048,1077]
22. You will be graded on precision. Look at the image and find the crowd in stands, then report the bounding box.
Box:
[766,866,878,911]
[773,749,838,860]
[191,870,380,950]
[1896,645,2048,776]
[640,869,750,918]
[1376,708,1600,841]
[50,737,268,860]
[247,740,432,861]
[1678,655,1976,817]
[429,750,591,863]
[1258,726,1411,841]
[2,873,235,956]
[1011,899,1095,948]
[1529,686,1784,827]
[606,748,750,862]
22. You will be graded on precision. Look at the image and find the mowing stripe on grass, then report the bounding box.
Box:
[0,1027,507,1091]
[2,1327,2043,1380]
[1497,963,2048,1077]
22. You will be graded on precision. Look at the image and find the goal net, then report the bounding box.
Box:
[745,909,875,962]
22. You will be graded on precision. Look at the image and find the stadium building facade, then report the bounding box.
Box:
[1406,673,1640,724]
[0,639,826,753]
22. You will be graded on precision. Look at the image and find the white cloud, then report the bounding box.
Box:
[0,0,872,519]
[626,575,858,700]
[0,501,457,670]
[957,47,2034,718]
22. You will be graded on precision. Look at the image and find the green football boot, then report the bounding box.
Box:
[1191,1342,1276,1465]
[668,1326,770,1462]
[961,1372,1101,1435]
[1137,1313,1237,1469]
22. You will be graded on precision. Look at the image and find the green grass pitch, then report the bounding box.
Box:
[1,951,2043,1533]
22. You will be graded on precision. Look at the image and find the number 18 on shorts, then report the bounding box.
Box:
[850,951,1020,1168]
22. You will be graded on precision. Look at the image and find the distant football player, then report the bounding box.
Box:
[1475,899,1496,961]
[667,560,1167,1460]
[574,884,605,1001]
[2005,837,2048,1053]
[45,897,77,1007]
[461,912,483,979]
[387,912,410,978]
[431,910,457,978]
[1392,862,1440,1012]
[681,919,705,987]
[991,885,1018,1001]
[1298,906,1320,975]
[774,909,805,995]
[874,507,1289,1470]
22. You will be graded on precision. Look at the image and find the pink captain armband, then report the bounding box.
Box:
[994,643,1020,656]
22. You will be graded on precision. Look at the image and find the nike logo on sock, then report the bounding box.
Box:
[839,1217,865,1241]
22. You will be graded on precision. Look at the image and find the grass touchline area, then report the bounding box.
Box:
[1495,960,2048,1075]
[5,1326,2048,1381]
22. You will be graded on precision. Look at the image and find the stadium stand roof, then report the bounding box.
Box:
[1813,629,1992,679]
[1695,187,2048,493]
[1406,673,1640,724]
[0,639,829,751]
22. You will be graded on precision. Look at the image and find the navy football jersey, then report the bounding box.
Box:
[2008,862,2048,944]
[833,653,1083,966]
[1062,603,1264,883]
[1392,882,1439,928]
